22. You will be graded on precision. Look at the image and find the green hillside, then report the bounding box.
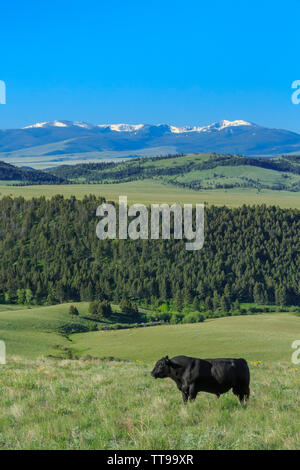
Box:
[1,180,299,208]
[0,302,157,358]
[1,198,299,309]
[47,153,300,191]
[1,301,297,362]
[0,310,299,449]
[71,312,298,363]
[1,154,299,209]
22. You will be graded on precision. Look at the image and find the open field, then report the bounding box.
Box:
[0,306,299,449]
[47,153,300,191]
[0,180,299,208]
[0,303,90,358]
[0,355,299,449]
[71,313,298,363]
[175,164,300,187]
[0,304,297,362]
[0,302,154,358]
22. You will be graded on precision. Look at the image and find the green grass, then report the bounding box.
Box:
[0,304,297,362]
[47,153,300,191]
[174,165,300,187]
[0,180,21,185]
[0,180,299,208]
[0,302,156,358]
[71,313,298,363]
[0,306,299,449]
[0,302,90,358]
[0,357,299,449]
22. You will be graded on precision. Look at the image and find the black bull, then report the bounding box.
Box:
[151,355,250,403]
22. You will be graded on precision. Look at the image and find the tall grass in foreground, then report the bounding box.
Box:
[0,358,299,450]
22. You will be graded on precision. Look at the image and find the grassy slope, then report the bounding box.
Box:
[0,302,155,358]
[0,180,299,208]
[175,164,300,186]
[47,153,300,189]
[0,303,297,363]
[71,313,298,363]
[0,354,299,449]
[0,360,300,450]
[1,153,300,207]
[0,303,90,358]
[0,308,299,449]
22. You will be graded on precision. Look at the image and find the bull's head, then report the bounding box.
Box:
[151,355,171,379]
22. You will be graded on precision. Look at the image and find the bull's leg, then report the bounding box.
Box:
[244,387,250,402]
[233,386,250,405]
[188,384,198,402]
[182,391,188,403]
[238,393,245,403]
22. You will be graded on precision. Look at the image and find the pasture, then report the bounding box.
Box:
[0,180,299,208]
[0,357,299,449]
[71,313,299,363]
[0,306,299,449]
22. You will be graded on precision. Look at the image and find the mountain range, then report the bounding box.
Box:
[1,119,300,168]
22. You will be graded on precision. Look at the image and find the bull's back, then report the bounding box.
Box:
[172,356,250,387]
[208,358,250,387]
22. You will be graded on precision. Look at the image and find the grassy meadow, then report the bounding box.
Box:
[71,313,299,363]
[0,303,299,449]
[0,180,299,208]
[0,302,154,358]
[1,357,299,450]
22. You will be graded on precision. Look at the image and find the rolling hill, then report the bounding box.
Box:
[1,119,300,168]
[47,153,300,191]
[0,306,299,449]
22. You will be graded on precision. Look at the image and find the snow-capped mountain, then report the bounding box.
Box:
[1,120,300,168]
[24,120,96,130]
[23,119,255,133]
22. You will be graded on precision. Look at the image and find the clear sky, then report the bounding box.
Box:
[0,0,299,131]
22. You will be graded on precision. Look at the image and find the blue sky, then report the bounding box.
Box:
[0,0,299,131]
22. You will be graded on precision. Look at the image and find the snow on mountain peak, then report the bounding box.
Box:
[170,125,204,133]
[97,123,145,132]
[23,119,254,133]
[212,120,253,130]
[170,120,253,134]
[23,120,95,129]
[24,120,70,129]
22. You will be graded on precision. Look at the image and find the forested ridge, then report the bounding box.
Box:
[0,160,64,184]
[0,195,299,310]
